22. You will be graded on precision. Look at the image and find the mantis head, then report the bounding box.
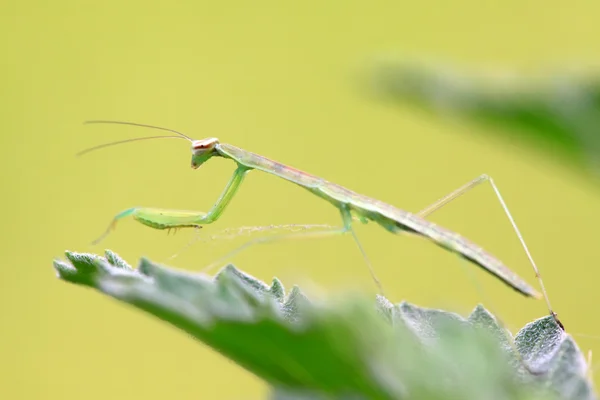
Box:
[191,137,220,169]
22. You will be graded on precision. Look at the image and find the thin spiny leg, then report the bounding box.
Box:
[199,216,385,295]
[434,178,564,375]
[416,174,562,330]
[199,226,349,274]
[166,223,336,261]
[416,174,489,218]
[340,206,385,296]
[486,176,561,328]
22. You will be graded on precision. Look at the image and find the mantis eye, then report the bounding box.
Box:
[192,137,219,152]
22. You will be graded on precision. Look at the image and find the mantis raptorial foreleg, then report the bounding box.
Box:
[93,166,250,244]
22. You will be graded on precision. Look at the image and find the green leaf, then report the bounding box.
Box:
[53,250,596,400]
[370,61,600,176]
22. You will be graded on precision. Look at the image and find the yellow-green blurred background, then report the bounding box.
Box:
[3,1,600,398]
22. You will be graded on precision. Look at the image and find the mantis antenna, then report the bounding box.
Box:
[84,120,194,141]
[76,135,188,156]
[77,120,195,156]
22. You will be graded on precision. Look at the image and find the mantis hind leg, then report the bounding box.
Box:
[416,174,561,329]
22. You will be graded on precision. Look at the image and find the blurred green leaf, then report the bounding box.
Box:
[370,61,600,177]
[53,250,596,400]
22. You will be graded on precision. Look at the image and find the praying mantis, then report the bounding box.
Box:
[81,120,561,329]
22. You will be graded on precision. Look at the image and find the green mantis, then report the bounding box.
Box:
[83,120,559,326]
